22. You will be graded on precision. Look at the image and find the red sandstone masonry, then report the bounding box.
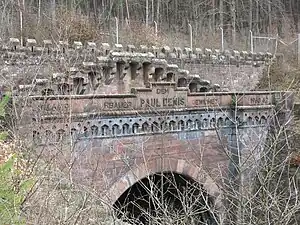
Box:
[27,91,290,209]
[39,131,229,196]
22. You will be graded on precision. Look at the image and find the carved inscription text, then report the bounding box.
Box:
[103,101,133,109]
[191,97,220,107]
[248,95,270,105]
[139,87,186,109]
[139,97,185,108]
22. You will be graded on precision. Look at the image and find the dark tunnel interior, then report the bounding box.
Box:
[113,171,218,225]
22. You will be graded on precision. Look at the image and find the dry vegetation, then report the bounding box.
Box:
[2,0,300,49]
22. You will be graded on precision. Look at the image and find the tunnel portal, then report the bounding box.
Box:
[113,171,218,225]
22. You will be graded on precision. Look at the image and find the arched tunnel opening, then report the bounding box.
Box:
[113,172,218,225]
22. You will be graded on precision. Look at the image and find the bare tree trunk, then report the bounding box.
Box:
[93,0,97,23]
[125,0,130,23]
[212,0,215,33]
[17,0,24,46]
[292,0,299,32]
[268,0,272,34]
[248,0,253,50]
[277,5,283,37]
[108,0,113,31]
[231,0,236,44]
[0,0,10,37]
[249,0,252,31]
[166,1,169,29]
[174,0,178,29]
[116,1,120,27]
[102,0,105,15]
[38,0,41,25]
[256,0,259,34]
[220,0,223,28]
[51,0,56,28]
[151,0,154,22]
[146,0,149,26]
[156,0,160,26]
[120,0,124,26]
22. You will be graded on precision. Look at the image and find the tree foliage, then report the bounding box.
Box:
[0,92,34,225]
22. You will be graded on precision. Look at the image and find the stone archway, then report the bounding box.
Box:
[104,158,222,224]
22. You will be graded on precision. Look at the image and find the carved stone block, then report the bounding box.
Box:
[9,38,20,46]
[140,45,148,53]
[127,45,136,52]
[162,46,171,54]
[43,40,52,47]
[27,39,37,47]
[101,43,110,55]
[87,42,96,50]
[114,43,123,52]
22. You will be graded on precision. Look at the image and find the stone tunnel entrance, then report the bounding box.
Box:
[113,172,218,225]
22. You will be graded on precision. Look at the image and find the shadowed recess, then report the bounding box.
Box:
[113,172,218,225]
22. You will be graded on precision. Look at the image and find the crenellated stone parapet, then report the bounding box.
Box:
[0,37,275,97]
[9,48,223,96]
[1,38,273,65]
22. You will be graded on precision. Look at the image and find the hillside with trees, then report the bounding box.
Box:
[1,0,300,49]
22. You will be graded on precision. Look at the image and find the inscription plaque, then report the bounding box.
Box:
[32,85,275,117]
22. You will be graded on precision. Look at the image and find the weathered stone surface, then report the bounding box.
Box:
[17,83,293,207]
[0,38,274,93]
[26,39,37,47]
